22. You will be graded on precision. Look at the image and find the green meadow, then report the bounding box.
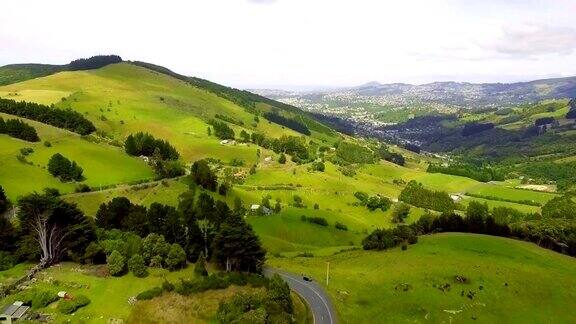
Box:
[270,233,576,323]
[0,63,318,163]
[0,113,153,200]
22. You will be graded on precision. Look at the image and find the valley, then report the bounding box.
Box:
[1,57,575,323]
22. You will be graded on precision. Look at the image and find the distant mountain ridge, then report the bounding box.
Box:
[254,75,576,108]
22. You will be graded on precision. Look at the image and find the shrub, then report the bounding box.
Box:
[162,280,175,292]
[194,253,208,277]
[107,250,125,276]
[136,287,164,301]
[30,289,58,308]
[278,153,286,164]
[128,254,147,278]
[391,203,411,223]
[57,295,91,314]
[301,215,328,226]
[311,161,325,172]
[74,183,91,193]
[43,141,52,147]
[0,252,15,271]
[166,244,186,271]
[335,222,348,231]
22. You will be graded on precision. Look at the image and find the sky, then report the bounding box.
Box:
[2,0,576,89]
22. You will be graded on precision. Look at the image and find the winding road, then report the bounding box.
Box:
[264,267,337,324]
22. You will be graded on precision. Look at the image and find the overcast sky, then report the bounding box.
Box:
[2,0,576,89]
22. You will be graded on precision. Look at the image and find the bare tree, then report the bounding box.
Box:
[29,211,68,268]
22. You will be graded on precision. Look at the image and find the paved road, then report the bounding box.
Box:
[264,267,337,324]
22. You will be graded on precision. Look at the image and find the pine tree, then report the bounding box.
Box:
[213,215,266,273]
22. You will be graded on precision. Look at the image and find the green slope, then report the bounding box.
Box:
[0,63,65,86]
[0,113,154,200]
[270,233,576,323]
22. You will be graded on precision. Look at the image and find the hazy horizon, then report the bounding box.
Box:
[2,0,576,89]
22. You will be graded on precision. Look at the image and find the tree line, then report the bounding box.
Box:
[0,183,266,276]
[67,55,122,71]
[263,112,311,135]
[0,117,39,142]
[0,98,95,135]
[47,153,84,182]
[399,181,456,212]
[427,163,504,182]
[124,132,184,179]
[364,198,576,257]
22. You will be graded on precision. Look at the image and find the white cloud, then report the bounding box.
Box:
[491,25,576,56]
[1,0,576,88]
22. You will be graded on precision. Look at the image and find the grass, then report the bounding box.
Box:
[0,263,199,323]
[0,63,318,163]
[0,113,154,200]
[269,233,576,323]
[126,287,264,323]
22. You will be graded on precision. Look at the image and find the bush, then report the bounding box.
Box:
[301,216,328,226]
[194,253,208,277]
[162,280,175,292]
[74,183,91,193]
[166,244,186,270]
[128,254,147,278]
[311,161,325,172]
[57,295,91,314]
[136,287,164,301]
[43,141,52,147]
[335,222,348,231]
[278,153,286,164]
[28,289,58,308]
[107,250,125,276]
[0,252,16,271]
[391,203,411,223]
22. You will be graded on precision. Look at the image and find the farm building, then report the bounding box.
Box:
[1,301,30,323]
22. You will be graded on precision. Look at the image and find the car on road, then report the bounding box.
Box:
[302,275,313,282]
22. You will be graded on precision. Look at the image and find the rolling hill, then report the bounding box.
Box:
[1,57,575,323]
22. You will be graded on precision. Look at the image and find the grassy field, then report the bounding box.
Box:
[0,262,311,324]
[0,113,154,200]
[0,63,320,163]
[63,158,553,256]
[269,233,576,323]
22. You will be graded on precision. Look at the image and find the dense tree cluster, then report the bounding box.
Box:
[124,132,179,160]
[541,195,576,219]
[216,274,294,323]
[0,185,8,214]
[427,163,504,182]
[520,161,576,191]
[263,112,311,135]
[0,98,96,135]
[534,117,555,126]
[251,133,312,162]
[208,119,235,139]
[334,141,377,165]
[47,153,84,182]
[0,117,39,142]
[94,190,265,273]
[399,181,456,212]
[362,225,417,250]
[354,191,392,212]
[190,160,218,191]
[461,122,494,136]
[379,145,405,166]
[68,55,122,71]
[567,98,576,119]
[215,114,244,126]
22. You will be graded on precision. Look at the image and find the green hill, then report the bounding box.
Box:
[270,233,576,323]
